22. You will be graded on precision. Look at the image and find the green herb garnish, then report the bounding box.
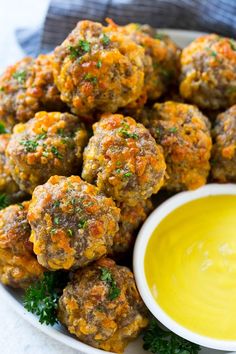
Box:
[53,200,60,208]
[102,34,110,46]
[84,73,97,83]
[23,272,68,326]
[155,33,165,40]
[169,127,178,133]
[54,217,60,225]
[124,172,133,178]
[0,86,4,92]
[0,122,7,134]
[229,40,236,51]
[20,139,39,152]
[0,194,10,210]
[96,60,102,68]
[100,267,121,301]
[119,128,139,139]
[67,229,73,237]
[12,70,27,84]
[51,146,63,160]
[78,219,88,229]
[68,39,91,59]
[143,318,200,354]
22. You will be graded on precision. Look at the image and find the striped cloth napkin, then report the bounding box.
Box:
[17,0,236,56]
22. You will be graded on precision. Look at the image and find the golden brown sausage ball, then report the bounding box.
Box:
[58,258,148,353]
[111,199,153,256]
[211,105,236,182]
[180,34,236,110]
[0,134,19,194]
[82,113,166,206]
[0,202,44,288]
[141,102,212,191]
[6,111,88,194]
[28,176,120,271]
[115,22,180,101]
[53,20,145,121]
[0,54,64,130]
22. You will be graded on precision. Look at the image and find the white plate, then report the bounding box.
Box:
[0,29,233,354]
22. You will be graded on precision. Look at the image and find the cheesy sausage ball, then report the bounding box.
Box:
[58,258,148,353]
[111,199,153,256]
[0,134,19,194]
[6,111,88,194]
[28,176,120,271]
[82,113,166,206]
[0,54,64,130]
[211,105,236,182]
[141,102,212,191]
[0,202,44,288]
[115,22,180,101]
[180,34,236,110]
[53,20,145,121]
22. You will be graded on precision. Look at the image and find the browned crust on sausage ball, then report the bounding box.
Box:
[0,202,44,288]
[28,176,120,271]
[58,258,148,353]
[82,113,166,205]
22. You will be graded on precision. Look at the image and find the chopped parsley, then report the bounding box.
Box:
[155,33,165,40]
[68,39,91,59]
[51,146,63,160]
[101,34,110,46]
[116,168,122,174]
[0,86,4,92]
[119,128,139,139]
[169,127,178,133]
[96,60,102,68]
[100,267,121,301]
[54,217,60,225]
[0,122,7,134]
[53,200,60,208]
[20,139,38,152]
[78,219,88,229]
[84,73,97,83]
[67,229,73,237]
[12,70,27,84]
[206,47,217,57]
[124,172,133,178]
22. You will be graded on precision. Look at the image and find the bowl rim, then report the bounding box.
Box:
[133,183,236,351]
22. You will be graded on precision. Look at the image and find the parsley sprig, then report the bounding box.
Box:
[68,39,91,59]
[100,267,121,300]
[143,318,200,354]
[12,70,27,84]
[0,194,10,210]
[23,271,68,326]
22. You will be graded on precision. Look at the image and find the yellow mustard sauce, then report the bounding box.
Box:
[145,195,236,340]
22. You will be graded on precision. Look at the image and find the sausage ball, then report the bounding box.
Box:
[111,199,153,256]
[28,176,120,271]
[0,54,64,130]
[6,111,88,194]
[211,105,236,182]
[0,202,44,288]
[58,257,148,353]
[0,134,19,194]
[53,20,145,121]
[115,22,180,101]
[180,34,236,110]
[82,113,166,206]
[141,102,212,191]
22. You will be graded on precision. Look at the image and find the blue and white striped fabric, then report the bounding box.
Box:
[17,0,236,56]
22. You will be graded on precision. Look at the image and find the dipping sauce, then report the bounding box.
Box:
[145,195,236,340]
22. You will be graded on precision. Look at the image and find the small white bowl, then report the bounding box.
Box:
[133,183,236,352]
